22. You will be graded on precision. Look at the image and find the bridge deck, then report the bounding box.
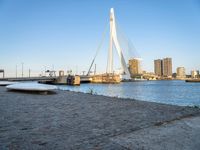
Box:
[0,76,92,83]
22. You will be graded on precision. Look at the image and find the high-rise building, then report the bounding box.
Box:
[191,70,199,78]
[176,67,186,79]
[154,58,172,77]
[128,58,142,77]
[162,58,172,77]
[154,59,163,76]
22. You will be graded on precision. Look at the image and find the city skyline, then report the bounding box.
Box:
[0,0,200,77]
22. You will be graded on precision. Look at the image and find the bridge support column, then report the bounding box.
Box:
[107,8,131,79]
[0,69,5,78]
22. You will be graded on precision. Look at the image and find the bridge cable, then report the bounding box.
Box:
[115,19,141,60]
[87,23,109,75]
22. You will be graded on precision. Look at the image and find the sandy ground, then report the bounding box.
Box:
[0,86,200,150]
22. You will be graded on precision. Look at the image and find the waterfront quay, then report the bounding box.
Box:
[0,87,200,149]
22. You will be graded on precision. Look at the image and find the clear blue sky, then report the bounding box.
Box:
[0,0,200,77]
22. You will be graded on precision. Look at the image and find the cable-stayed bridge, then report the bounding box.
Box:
[87,8,140,82]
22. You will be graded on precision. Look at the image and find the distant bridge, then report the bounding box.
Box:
[0,76,92,83]
[0,76,57,82]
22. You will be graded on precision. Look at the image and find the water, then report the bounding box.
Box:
[57,80,200,106]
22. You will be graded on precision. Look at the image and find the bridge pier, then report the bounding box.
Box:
[0,69,4,78]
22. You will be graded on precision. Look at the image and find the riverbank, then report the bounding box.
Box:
[0,86,200,149]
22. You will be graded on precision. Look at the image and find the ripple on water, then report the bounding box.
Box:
[57,80,200,106]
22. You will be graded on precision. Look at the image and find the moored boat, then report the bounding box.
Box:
[185,79,200,82]
[6,82,57,93]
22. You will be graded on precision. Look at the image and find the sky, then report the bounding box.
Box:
[0,0,200,77]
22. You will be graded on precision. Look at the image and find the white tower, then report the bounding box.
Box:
[107,8,131,79]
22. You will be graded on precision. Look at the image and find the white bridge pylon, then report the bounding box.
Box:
[107,8,131,79]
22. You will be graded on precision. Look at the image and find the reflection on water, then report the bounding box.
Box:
[58,80,200,106]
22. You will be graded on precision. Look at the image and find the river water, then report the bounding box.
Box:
[58,80,200,106]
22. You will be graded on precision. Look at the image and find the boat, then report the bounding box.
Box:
[185,79,200,82]
[6,82,57,93]
[122,78,147,82]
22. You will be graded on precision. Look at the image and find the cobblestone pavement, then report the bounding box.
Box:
[0,86,199,150]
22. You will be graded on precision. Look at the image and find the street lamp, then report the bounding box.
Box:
[16,65,17,78]
[21,63,24,78]
[44,66,46,77]
[29,69,31,78]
